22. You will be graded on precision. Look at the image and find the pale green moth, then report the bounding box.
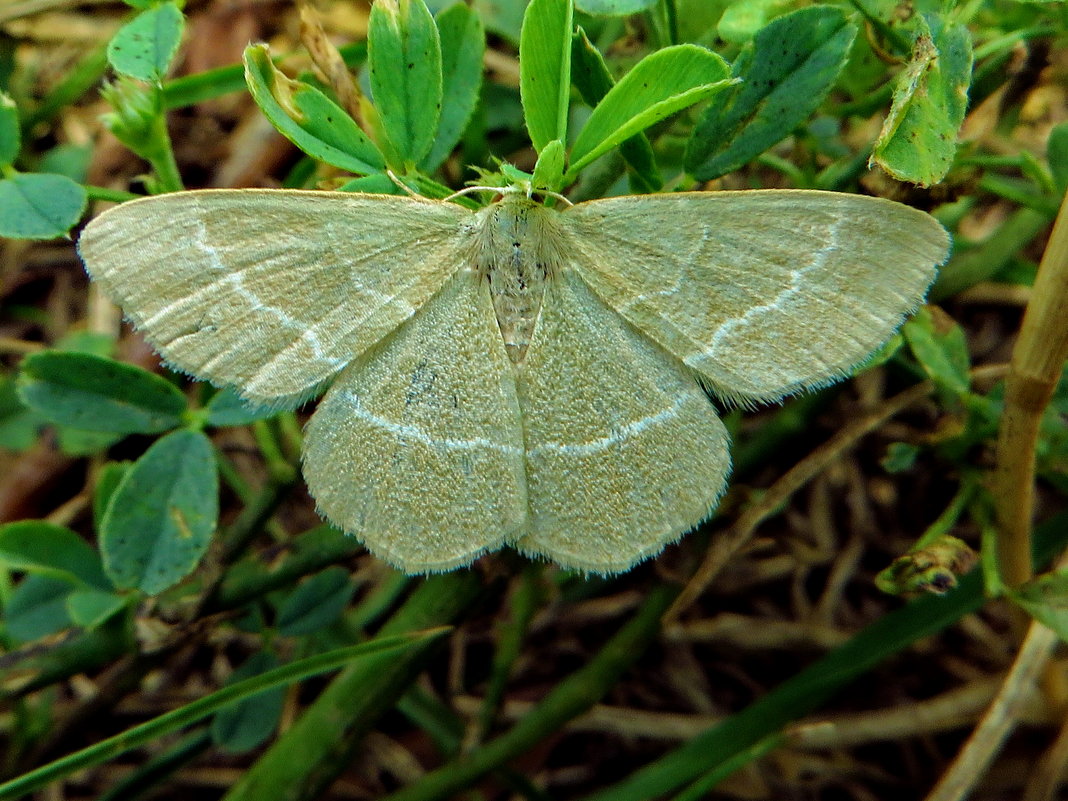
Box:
[78,187,949,573]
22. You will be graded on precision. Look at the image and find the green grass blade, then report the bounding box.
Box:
[0,630,449,801]
[378,584,677,801]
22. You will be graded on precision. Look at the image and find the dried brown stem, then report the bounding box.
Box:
[668,364,1009,623]
[667,380,930,624]
[1024,708,1068,801]
[922,617,1058,801]
[298,2,366,129]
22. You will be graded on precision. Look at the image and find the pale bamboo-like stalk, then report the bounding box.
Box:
[993,191,1068,588]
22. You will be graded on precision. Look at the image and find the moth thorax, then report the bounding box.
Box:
[478,199,558,365]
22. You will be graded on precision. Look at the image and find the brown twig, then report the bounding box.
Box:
[298,1,366,128]
[1024,703,1068,801]
[668,364,1010,624]
[922,616,1058,801]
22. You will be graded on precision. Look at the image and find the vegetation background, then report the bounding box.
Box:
[0,0,1067,799]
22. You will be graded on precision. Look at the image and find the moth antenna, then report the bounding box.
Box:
[443,184,575,207]
[386,169,421,199]
[443,185,507,202]
[539,189,574,207]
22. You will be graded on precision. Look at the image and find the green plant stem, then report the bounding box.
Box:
[146,119,184,194]
[930,208,1052,301]
[993,189,1068,589]
[971,25,1057,60]
[834,81,894,118]
[847,0,912,54]
[218,470,299,562]
[219,573,492,801]
[379,583,678,801]
[347,569,411,630]
[0,631,446,801]
[978,175,1060,217]
[645,0,677,49]
[914,478,978,550]
[21,45,108,133]
[0,619,131,703]
[96,729,212,801]
[251,418,292,480]
[209,526,363,612]
[395,688,555,800]
[672,735,784,801]
[160,42,369,110]
[20,650,158,771]
[474,564,542,744]
[84,185,141,203]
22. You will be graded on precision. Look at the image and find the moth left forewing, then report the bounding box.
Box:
[561,191,949,405]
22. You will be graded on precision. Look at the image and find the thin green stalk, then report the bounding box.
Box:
[396,688,554,801]
[218,471,299,562]
[834,81,894,118]
[96,729,212,801]
[21,45,108,132]
[251,418,293,481]
[914,478,978,550]
[274,412,304,462]
[644,0,676,49]
[474,565,542,745]
[209,525,363,613]
[84,185,141,204]
[145,115,184,194]
[930,208,1052,301]
[672,735,784,801]
[160,42,369,110]
[977,175,1060,217]
[847,0,912,54]
[0,619,131,703]
[0,631,447,801]
[346,569,412,630]
[379,584,678,801]
[972,25,1057,60]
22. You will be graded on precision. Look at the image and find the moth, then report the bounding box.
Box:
[78,188,949,573]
